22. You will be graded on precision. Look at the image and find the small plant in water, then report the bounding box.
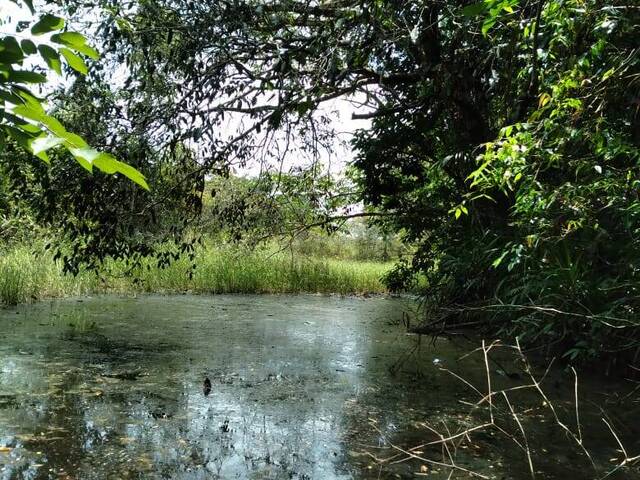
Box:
[65,311,97,332]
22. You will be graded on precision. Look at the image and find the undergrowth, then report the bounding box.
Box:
[0,243,394,306]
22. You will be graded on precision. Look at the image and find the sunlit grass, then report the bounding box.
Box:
[126,245,393,295]
[0,243,394,305]
[0,245,99,305]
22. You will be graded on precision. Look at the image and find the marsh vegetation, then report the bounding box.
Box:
[1,0,639,478]
[0,241,397,306]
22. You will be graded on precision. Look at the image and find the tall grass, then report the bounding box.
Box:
[0,246,100,305]
[135,248,389,294]
[0,244,393,306]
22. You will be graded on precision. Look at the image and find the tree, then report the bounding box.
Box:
[202,165,357,244]
[1,77,203,273]
[0,1,193,274]
[53,0,640,360]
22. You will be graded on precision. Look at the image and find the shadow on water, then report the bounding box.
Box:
[0,295,638,479]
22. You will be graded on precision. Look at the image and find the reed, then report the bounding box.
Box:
[0,245,99,305]
[126,245,392,295]
[0,243,393,306]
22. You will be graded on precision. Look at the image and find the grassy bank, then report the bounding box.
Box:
[0,244,393,306]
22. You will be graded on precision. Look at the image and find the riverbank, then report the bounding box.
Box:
[0,244,395,306]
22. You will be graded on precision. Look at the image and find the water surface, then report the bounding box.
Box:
[0,295,637,479]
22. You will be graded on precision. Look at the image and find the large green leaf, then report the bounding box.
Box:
[59,130,88,149]
[30,134,64,156]
[0,89,23,105]
[51,32,100,60]
[59,48,88,74]
[115,163,150,191]
[3,125,39,151]
[94,154,150,190]
[38,45,62,75]
[12,103,46,123]
[31,14,65,36]
[7,70,47,84]
[67,148,149,189]
[12,104,68,138]
[20,39,37,55]
[0,37,25,64]
[3,111,41,132]
[68,146,97,172]
[13,88,46,112]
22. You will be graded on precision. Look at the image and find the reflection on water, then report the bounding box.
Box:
[0,295,638,479]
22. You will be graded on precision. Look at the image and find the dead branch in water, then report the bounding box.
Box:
[364,339,639,478]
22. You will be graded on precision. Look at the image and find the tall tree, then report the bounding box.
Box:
[52,0,640,360]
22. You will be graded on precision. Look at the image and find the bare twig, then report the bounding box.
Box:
[516,338,596,468]
[502,391,535,479]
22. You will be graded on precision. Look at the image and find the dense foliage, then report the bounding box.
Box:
[0,1,165,272]
[452,0,640,361]
[350,0,640,362]
[2,0,639,362]
[1,79,204,273]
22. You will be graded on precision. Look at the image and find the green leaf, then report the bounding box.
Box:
[94,153,150,190]
[0,37,25,63]
[68,149,150,189]
[114,162,150,190]
[20,39,37,55]
[38,45,62,75]
[30,134,64,156]
[51,32,99,60]
[481,17,497,35]
[59,48,88,74]
[601,68,614,81]
[31,14,65,36]
[15,122,42,134]
[92,152,119,174]
[538,92,552,107]
[492,251,508,268]
[4,125,39,151]
[13,89,45,111]
[68,146,98,172]
[13,104,68,138]
[12,103,44,122]
[59,131,89,149]
[462,2,487,17]
[0,88,23,105]
[7,70,47,84]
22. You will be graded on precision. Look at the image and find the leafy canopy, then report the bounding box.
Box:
[27,0,640,361]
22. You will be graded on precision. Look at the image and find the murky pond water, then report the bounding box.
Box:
[0,295,638,479]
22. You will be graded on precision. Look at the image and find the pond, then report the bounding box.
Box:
[0,295,638,479]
